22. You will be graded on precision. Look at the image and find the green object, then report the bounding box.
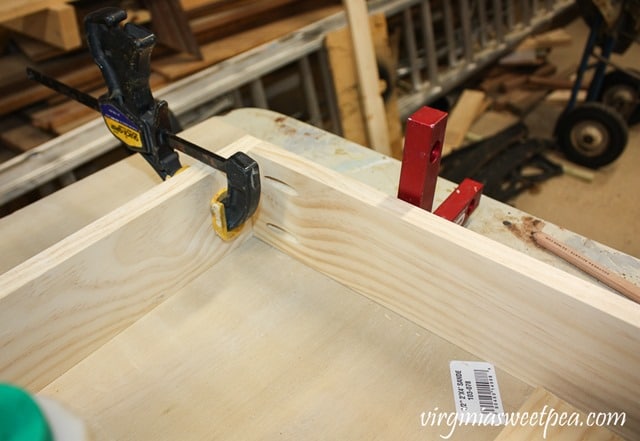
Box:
[0,383,52,441]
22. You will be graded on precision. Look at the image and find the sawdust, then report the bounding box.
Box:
[502,216,545,247]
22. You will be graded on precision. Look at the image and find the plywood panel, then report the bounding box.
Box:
[0,137,259,390]
[42,238,532,441]
[247,143,640,439]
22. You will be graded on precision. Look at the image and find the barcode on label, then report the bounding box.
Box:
[474,368,497,414]
[449,360,505,425]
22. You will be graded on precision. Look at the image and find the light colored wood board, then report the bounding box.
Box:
[325,13,402,158]
[0,122,53,152]
[152,5,342,80]
[0,155,159,274]
[42,237,533,440]
[244,143,640,439]
[546,89,586,104]
[443,89,486,155]
[499,49,545,67]
[0,137,265,391]
[494,388,625,440]
[342,0,390,155]
[2,115,639,438]
[468,110,520,140]
[2,3,81,50]
[0,117,247,274]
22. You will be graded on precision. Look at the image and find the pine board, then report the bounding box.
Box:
[325,13,402,158]
[41,237,532,440]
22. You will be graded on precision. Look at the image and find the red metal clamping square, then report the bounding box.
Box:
[434,178,484,225]
[397,106,448,212]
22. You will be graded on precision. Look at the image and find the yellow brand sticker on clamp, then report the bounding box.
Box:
[100,103,143,149]
[103,116,143,148]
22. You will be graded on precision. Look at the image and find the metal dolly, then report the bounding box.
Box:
[554,0,640,168]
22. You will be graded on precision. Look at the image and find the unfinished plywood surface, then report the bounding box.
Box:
[0,155,159,274]
[0,151,250,390]
[2,119,638,439]
[495,388,625,441]
[247,143,640,439]
[43,238,532,441]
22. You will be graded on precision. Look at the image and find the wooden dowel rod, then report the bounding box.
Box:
[532,231,640,304]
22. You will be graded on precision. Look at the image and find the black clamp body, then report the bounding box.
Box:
[27,8,260,235]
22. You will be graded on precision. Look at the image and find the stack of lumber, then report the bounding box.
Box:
[0,0,341,155]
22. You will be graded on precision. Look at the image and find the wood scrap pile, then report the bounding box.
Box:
[443,28,577,156]
[479,28,575,117]
[0,0,341,157]
[438,28,586,199]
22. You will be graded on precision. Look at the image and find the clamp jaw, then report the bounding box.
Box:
[27,8,260,238]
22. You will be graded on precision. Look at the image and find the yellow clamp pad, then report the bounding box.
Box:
[171,168,242,240]
[210,189,243,241]
[175,165,190,175]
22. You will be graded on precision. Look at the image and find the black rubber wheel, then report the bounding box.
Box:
[554,102,628,169]
[598,70,640,124]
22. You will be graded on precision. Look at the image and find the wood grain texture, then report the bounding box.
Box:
[0,155,158,274]
[342,0,390,155]
[494,388,624,440]
[2,128,638,438]
[42,238,533,441]
[0,137,264,390]
[246,142,640,439]
[325,13,402,158]
[1,3,81,50]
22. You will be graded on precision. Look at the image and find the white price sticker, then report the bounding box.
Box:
[449,360,505,425]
